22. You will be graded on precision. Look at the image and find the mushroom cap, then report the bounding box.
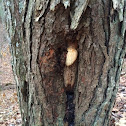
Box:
[65,47,78,66]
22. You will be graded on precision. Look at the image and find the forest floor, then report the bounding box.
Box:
[0,22,126,126]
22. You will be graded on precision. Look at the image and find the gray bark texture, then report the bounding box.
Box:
[1,0,126,126]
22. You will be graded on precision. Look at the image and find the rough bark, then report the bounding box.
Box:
[1,0,126,126]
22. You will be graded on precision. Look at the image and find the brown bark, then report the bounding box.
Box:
[2,0,126,126]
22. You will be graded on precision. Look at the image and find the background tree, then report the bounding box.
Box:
[1,0,126,125]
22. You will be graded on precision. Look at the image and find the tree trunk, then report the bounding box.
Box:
[2,0,126,125]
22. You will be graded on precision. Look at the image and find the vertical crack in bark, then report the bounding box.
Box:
[36,0,51,71]
[114,31,126,83]
[103,68,120,125]
[40,105,45,126]
[92,58,110,125]
[22,0,29,39]
[36,0,51,21]
[107,0,111,52]
[23,1,34,124]
[29,14,33,72]
[102,69,112,125]
[24,81,30,124]
[101,0,110,54]
[118,21,123,35]
[89,68,104,125]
